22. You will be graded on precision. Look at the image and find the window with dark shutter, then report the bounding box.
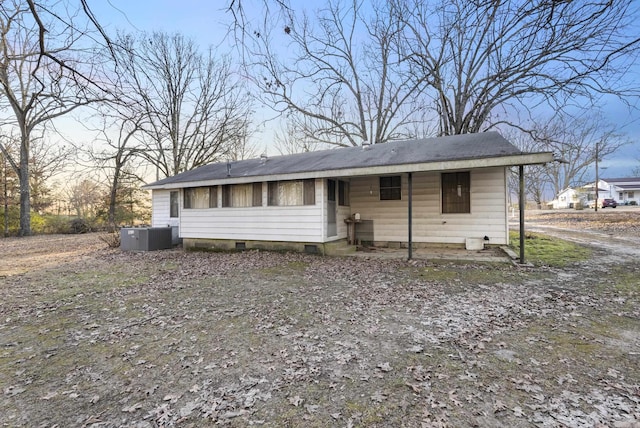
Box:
[303,179,315,205]
[253,182,263,206]
[267,182,278,206]
[222,185,231,207]
[442,171,470,213]
[209,187,217,208]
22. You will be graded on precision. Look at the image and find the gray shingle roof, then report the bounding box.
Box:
[146,132,545,188]
[602,177,640,184]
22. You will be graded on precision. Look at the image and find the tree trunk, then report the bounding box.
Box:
[18,131,31,236]
[107,164,120,232]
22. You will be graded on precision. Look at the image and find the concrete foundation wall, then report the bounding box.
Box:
[183,238,354,256]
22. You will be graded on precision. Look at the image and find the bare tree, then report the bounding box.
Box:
[115,32,253,177]
[505,131,554,208]
[29,131,75,213]
[397,0,640,136]
[274,120,325,154]
[226,130,258,161]
[246,0,429,147]
[0,0,108,235]
[532,114,629,196]
[80,109,147,231]
[65,177,105,220]
[1,143,19,236]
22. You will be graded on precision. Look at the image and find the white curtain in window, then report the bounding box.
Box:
[232,184,253,207]
[192,188,209,208]
[279,181,303,206]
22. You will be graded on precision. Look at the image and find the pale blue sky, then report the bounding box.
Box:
[89,1,234,44]
[87,0,640,178]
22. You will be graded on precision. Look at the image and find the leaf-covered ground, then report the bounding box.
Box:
[524,207,640,237]
[0,212,639,427]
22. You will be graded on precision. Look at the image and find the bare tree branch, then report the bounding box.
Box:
[114,31,254,177]
[1,0,111,235]
[398,0,640,136]
[245,0,429,147]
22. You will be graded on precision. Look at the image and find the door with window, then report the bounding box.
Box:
[327,179,337,237]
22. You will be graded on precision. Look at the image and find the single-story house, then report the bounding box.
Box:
[143,132,553,256]
[582,180,620,203]
[601,177,640,205]
[550,187,580,209]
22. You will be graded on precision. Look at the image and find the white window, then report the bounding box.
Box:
[268,179,315,206]
[221,184,259,208]
[184,187,216,209]
[170,191,179,217]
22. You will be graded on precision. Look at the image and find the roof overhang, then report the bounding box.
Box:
[144,152,554,190]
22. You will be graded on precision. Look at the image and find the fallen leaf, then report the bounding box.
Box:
[406,345,424,353]
[4,386,25,396]
[163,393,181,403]
[377,362,392,372]
[493,400,507,413]
[305,404,319,413]
[406,382,421,394]
[448,390,462,407]
[371,391,387,402]
[122,402,142,413]
[289,395,303,406]
[41,391,58,400]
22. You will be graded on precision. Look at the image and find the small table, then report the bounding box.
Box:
[344,217,361,245]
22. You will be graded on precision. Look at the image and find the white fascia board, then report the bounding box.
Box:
[144,152,554,190]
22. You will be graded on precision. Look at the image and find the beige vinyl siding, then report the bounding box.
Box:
[151,190,180,228]
[350,168,508,245]
[180,179,325,243]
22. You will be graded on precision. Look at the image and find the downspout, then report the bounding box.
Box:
[408,172,413,260]
[519,165,526,264]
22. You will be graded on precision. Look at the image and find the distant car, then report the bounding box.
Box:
[601,198,618,208]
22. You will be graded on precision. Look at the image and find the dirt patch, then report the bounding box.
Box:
[0,234,105,277]
[0,223,638,427]
[523,208,640,238]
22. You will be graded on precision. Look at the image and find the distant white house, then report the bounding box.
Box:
[143,132,553,255]
[602,177,640,205]
[550,188,579,209]
[550,177,640,209]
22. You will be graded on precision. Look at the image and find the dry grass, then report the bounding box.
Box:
[0,216,639,427]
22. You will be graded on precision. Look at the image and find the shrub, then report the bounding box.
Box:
[98,231,121,248]
[30,212,48,234]
[43,215,71,234]
[69,218,92,234]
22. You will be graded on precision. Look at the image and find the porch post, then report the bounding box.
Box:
[519,165,526,264]
[408,172,413,260]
